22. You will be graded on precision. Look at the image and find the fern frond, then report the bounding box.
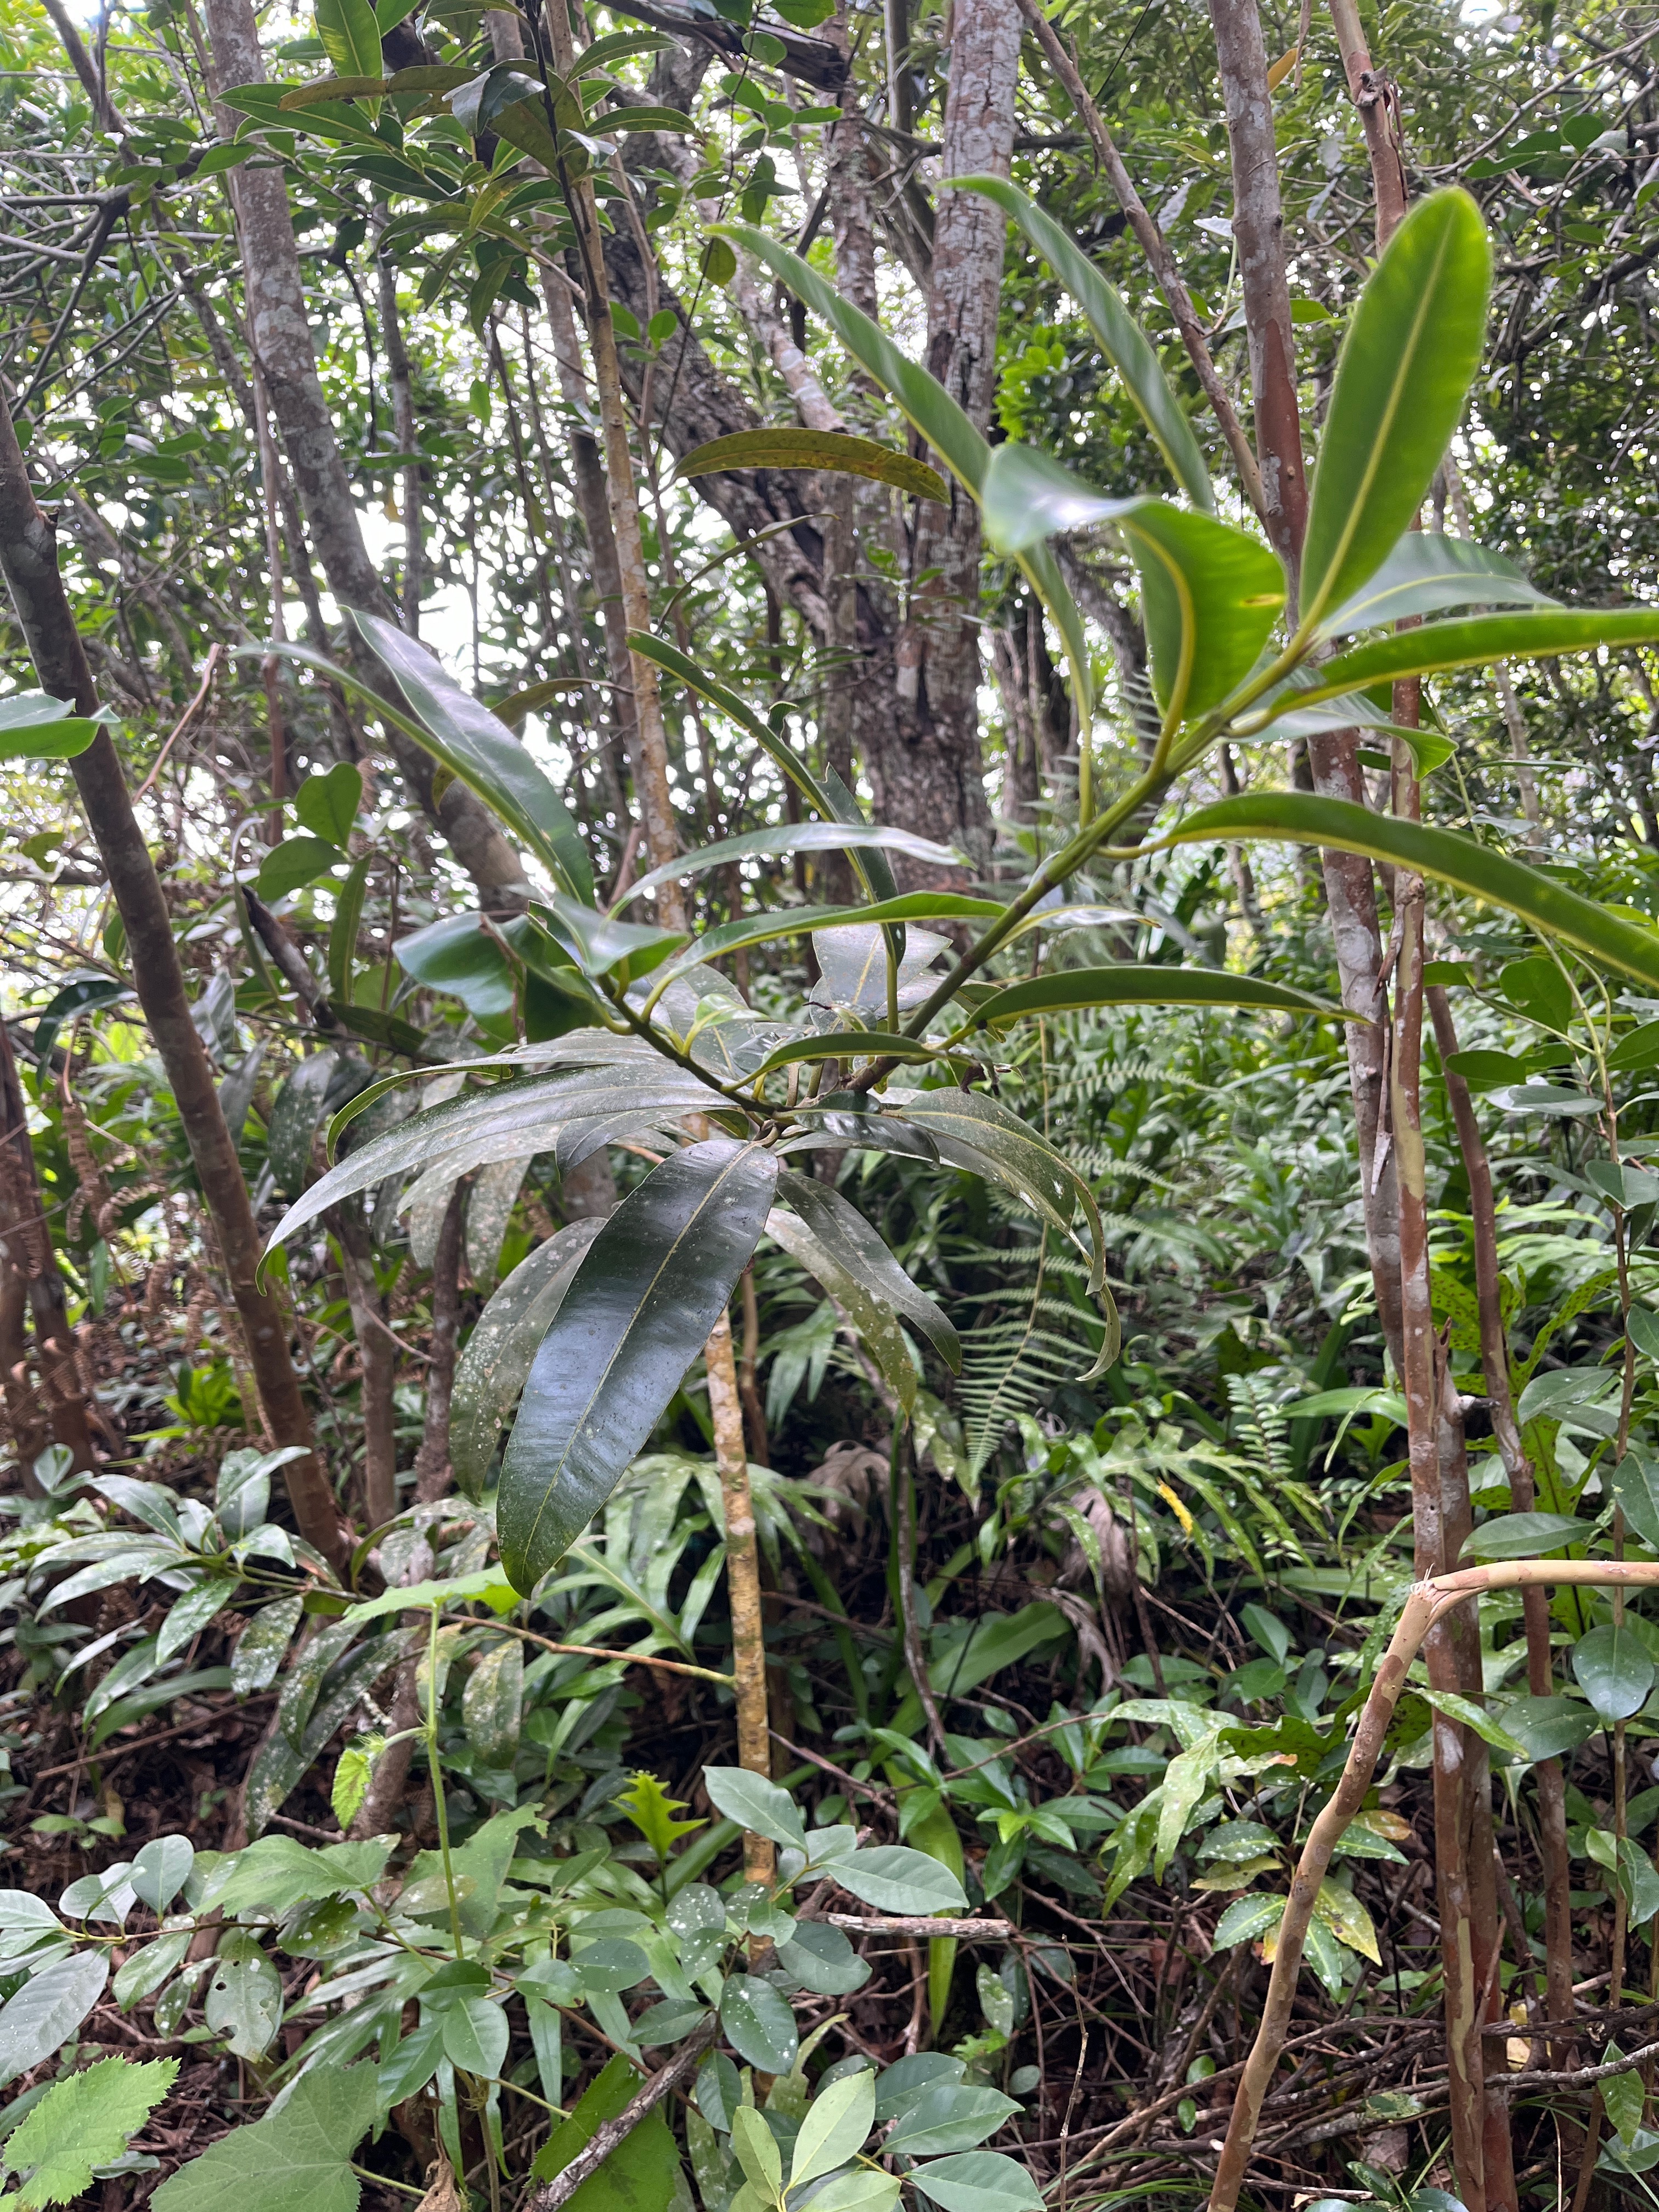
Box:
[958,1238,1101,1474]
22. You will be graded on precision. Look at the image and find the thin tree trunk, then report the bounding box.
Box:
[374,232,422,635]
[330,1204,399,1531]
[413,1186,465,1505]
[0,1022,96,1473]
[0,389,347,1572]
[198,0,528,905]
[706,1310,774,1882]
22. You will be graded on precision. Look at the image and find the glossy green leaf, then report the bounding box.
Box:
[498,1138,778,1592]
[617,821,960,914]
[232,1595,304,1694]
[791,2074,875,2190]
[1213,1893,1285,1947]
[629,634,838,821]
[1254,608,1659,724]
[1166,794,1659,993]
[1487,1694,1597,1762]
[268,1049,343,1195]
[0,692,99,761]
[1612,1449,1659,1550]
[649,896,1003,1000]
[776,1171,958,1370]
[978,439,1135,554]
[833,1844,967,1915]
[452,1220,603,1498]
[956,175,1211,509]
[910,2152,1045,2212]
[1462,1511,1587,1559]
[720,1974,798,2074]
[257,834,339,901]
[676,427,947,504]
[1318,532,1550,635]
[461,1638,523,1767]
[204,1930,281,2058]
[534,890,685,980]
[972,964,1346,1028]
[351,610,594,902]
[753,1031,954,1078]
[327,855,369,1004]
[883,2085,1019,2159]
[714,221,1092,726]
[315,0,382,81]
[731,2107,782,2198]
[395,912,516,1023]
[441,1994,509,2080]
[1300,190,1492,630]
[464,1154,529,1291]
[1419,1689,1530,1762]
[895,1090,1105,1297]
[1573,1623,1655,1723]
[149,2064,377,2212]
[701,1765,808,1849]
[766,1206,917,1415]
[295,761,362,846]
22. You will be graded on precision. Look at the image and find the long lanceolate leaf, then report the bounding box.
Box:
[1298,190,1491,633]
[630,633,837,817]
[953,177,1214,512]
[1243,609,1659,724]
[352,612,595,903]
[776,1172,960,1371]
[713,221,1093,734]
[496,1138,780,1593]
[450,1220,603,1499]
[1170,794,1659,992]
[970,966,1351,1028]
[618,822,962,911]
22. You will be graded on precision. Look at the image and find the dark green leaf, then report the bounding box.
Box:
[498,1138,778,1592]
[719,1974,798,2073]
[396,912,516,1024]
[883,2086,1019,2158]
[295,761,363,847]
[972,964,1346,1027]
[1300,190,1492,630]
[1256,610,1659,721]
[834,1846,967,1915]
[618,821,960,915]
[1462,1511,1587,1560]
[777,1171,958,1370]
[701,1766,808,1848]
[452,1221,603,1499]
[268,1051,343,1195]
[1573,1623,1655,1723]
[0,692,99,760]
[677,428,946,503]
[258,835,340,902]
[32,974,131,1064]
[1167,794,1659,994]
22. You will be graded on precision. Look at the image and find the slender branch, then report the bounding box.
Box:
[521,2019,720,2212]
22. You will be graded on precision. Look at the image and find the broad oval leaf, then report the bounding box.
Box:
[1166,794,1659,995]
[497,1138,779,1592]
[1300,190,1492,630]
[1573,1623,1655,1723]
[702,1765,809,1849]
[351,610,594,904]
[452,1220,603,1498]
[883,2085,1020,2158]
[719,1973,799,2074]
[833,1844,967,1915]
[676,427,947,504]
[1462,1511,1587,1561]
[972,964,1347,1028]
[1318,532,1551,635]
[910,2151,1045,2212]
[955,175,1212,509]
[0,700,99,760]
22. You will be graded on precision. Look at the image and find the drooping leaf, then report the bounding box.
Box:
[765,1205,918,1413]
[3,2055,178,2209]
[970,964,1347,1028]
[776,1172,958,1370]
[1317,532,1551,635]
[1300,190,1492,630]
[676,428,947,503]
[617,821,961,915]
[268,1049,343,1195]
[1461,1511,1586,1560]
[461,1637,523,1767]
[714,221,1093,726]
[149,2064,378,2212]
[465,1154,530,1290]
[395,912,516,1025]
[1165,794,1659,994]
[450,1220,603,1498]
[497,1139,780,1592]
[955,176,1212,509]
[351,611,594,903]
[328,855,369,1005]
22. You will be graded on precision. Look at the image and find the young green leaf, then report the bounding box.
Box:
[497,1138,780,1592]
[676,428,947,504]
[789,2070,876,2191]
[1300,190,1492,631]
[1317,532,1550,635]
[3,2056,178,2209]
[616,821,961,913]
[732,2107,785,2200]
[618,1771,707,1863]
[954,176,1212,510]
[295,761,363,847]
[0,691,99,760]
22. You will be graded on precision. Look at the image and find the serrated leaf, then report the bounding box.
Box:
[150,2063,378,2212]
[677,428,946,504]
[497,1139,778,1593]
[4,2055,178,2208]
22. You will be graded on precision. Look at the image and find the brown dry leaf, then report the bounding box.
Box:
[417,2155,465,2212]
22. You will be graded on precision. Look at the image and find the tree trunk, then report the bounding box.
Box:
[198,0,528,906]
[0,389,347,1574]
[413,1186,465,1505]
[0,1023,95,1474]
